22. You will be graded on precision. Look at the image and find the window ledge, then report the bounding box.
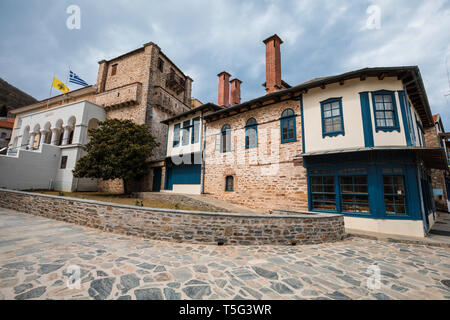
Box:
[323,132,345,138]
[375,127,401,133]
[281,139,297,144]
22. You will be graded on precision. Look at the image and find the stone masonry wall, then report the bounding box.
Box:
[0,189,345,245]
[93,43,192,193]
[204,99,308,212]
[425,127,448,212]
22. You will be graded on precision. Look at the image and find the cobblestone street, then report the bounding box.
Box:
[1,209,449,300]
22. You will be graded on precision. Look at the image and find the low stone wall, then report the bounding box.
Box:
[136,192,231,212]
[0,189,345,245]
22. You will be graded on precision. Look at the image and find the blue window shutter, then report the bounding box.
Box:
[397,91,412,146]
[359,92,374,147]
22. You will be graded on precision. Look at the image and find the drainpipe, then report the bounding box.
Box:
[201,110,206,194]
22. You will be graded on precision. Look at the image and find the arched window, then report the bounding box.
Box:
[225,176,234,192]
[245,118,258,149]
[220,124,231,153]
[280,108,296,143]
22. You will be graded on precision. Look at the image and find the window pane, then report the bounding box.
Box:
[383,175,393,185]
[288,119,294,139]
[282,109,294,117]
[354,176,367,185]
[341,184,353,193]
[383,175,407,215]
[384,111,394,120]
[354,184,368,193]
[376,119,386,127]
[340,176,352,185]
[311,175,337,211]
[374,95,383,103]
[311,177,322,185]
[323,176,334,185]
[375,102,384,110]
[383,94,392,104]
[331,107,340,117]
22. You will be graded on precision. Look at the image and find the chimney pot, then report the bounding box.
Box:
[217,71,231,107]
[263,34,283,94]
[230,78,242,105]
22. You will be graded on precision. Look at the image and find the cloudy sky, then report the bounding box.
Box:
[1,0,449,127]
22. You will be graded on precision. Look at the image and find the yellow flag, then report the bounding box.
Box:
[52,77,69,94]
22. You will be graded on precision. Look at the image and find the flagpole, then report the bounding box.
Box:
[64,65,71,104]
[47,72,54,109]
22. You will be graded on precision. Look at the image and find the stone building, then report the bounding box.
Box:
[425,114,450,212]
[189,34,446,237]
[3,42,193,193]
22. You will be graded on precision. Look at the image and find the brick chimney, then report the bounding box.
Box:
[230,78,242,105]
[263,34,283,94]
[218,71,231,107]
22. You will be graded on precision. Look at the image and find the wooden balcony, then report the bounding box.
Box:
[166,72,185,95]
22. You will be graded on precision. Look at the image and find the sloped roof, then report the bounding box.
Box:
[205,66,434,127]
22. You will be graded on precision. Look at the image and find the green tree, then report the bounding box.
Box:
[0,105,8,117]
[73,119,159,194]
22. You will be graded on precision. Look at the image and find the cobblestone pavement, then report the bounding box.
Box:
[1,209,450,300]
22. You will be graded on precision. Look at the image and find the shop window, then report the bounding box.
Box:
[311,175,336,211]
[383,175,407,215]
[340,175,369,213]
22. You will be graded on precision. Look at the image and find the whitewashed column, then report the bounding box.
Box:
[40,129,48,145]
[28,132,36,149]
[62,125,71,145]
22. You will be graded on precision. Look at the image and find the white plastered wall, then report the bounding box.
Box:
[303,77,406,153]
[344,216,425,238]
[166,110,203,158]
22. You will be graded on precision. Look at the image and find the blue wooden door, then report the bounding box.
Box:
[152,167,162,192]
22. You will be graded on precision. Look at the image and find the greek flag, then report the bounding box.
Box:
[69,70,89,87]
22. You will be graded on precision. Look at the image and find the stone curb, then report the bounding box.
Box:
[346,233,450,248]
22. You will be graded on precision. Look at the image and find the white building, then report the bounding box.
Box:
[160,103,223,194]
[0,100,105,191]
